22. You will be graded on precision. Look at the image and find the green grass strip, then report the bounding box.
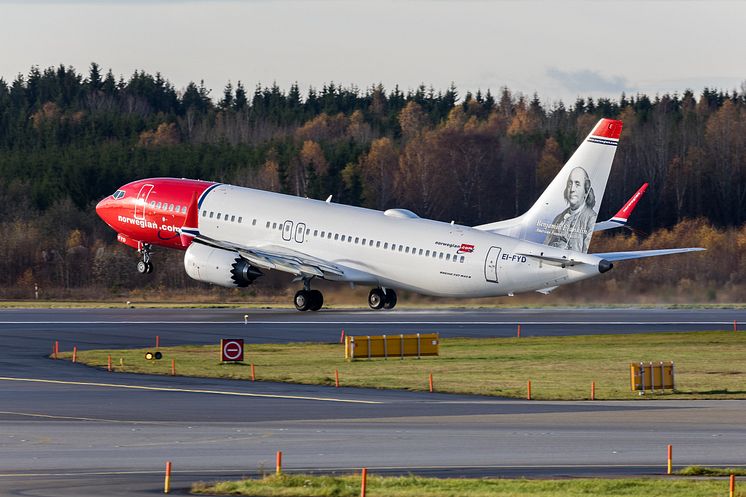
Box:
[191,473,738,497]
[60,331,746,400]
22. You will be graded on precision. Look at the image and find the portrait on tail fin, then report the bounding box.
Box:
[543,166,597,252]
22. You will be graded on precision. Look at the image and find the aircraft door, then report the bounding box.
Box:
[295,223,306,243]
[134,184,154,220]
[484,246,501,283]
[282,220,293,241]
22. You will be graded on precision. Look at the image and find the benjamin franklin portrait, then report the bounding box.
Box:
[544,166,597,252]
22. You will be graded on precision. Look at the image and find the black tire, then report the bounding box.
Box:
[145,262,153,274]
[136,260,148,274]
[308,290,323,311]
[383,289,398,310]
[294,290,310,311]
[368,288,385,310]
[154,351,162,360]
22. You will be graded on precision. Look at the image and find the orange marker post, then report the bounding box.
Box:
[72,346,77,363]
[734,320,738,333]
[730,474,735,497]
[340,329,345,344]
[591,381,596,401]
[107,354,112,372]
[527,380,532,400]
[667,444,672,475]
[171,359,175,376]
[335,369,340,388]
[53,341,59,360]
[429,372,434,393]
[251,363,256,382]
[517,324,521,338]
[360,467,368,497]
[164,460,172,494]
[156,335,160,350]
[276,450,282,475]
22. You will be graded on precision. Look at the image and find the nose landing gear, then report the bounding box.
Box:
[368,288,397,310]
[136,244,153,274]
[294,278,324,311]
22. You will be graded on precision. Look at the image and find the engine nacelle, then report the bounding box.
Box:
[184,243,262,287]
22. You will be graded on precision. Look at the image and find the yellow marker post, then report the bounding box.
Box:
[667,444,672,475]
[164,460,172,493]
[276,450,282,475]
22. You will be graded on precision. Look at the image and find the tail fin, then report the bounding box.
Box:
[474,118,623,253]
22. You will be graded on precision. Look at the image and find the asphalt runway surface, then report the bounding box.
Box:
[1,307,745,496]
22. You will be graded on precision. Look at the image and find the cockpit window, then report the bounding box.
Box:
[112,190,125,200]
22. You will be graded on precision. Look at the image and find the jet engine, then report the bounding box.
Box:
[184,242,262,287]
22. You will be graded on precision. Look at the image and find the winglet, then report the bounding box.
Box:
[594,183,648,232]
[611,182,648,223]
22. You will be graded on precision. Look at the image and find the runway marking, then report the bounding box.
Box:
[0,410,175,425]
[0,320,736,325]
[2,463,746,478]
[0,377,380,404]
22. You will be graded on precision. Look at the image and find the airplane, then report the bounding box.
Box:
[96,118,703,311]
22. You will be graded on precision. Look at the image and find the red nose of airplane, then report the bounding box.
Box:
[96,197,110,222]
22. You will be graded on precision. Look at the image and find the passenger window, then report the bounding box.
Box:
[231,215,236,222]
[439,252,444,259]
[334,234,339,241]
[348,237,352,243]
[446,254,451,261]
[150,200,156,207]
[251,219,256,225]
[460,256,465,263]
[266,221,270,228]
[374,241,379,247]
[320,231,325,237]
[239,217,243,223]
[202,210,207,217]
[355,237,360,244]
[272,222,277,229]
[384,242,388,249]
[327,232,332,239]
[209,212,214,218]
[399,246,403,252]
[426,250,430,257]
[341,235,346,242]
[157,202,162,209]
[405,247,410,254]
[168,204,173,211]
[314,230,318,236]
[217,213,221,220]
[306,228,310,235]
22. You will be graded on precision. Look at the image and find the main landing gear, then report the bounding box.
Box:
[368,288,397,310]
[294,279,323,311]
[136,244,154,274]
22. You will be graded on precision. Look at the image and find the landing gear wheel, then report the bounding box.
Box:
[368,288,385,310]
[383,289,397,310]
[294,290,311,311]
[145,262,153,274]
[308,290,324,311]
[137,260,148,274]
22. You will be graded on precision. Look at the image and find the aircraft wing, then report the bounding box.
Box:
[592,247,705,262]
[594,183,648,232]
[192,234,345,279]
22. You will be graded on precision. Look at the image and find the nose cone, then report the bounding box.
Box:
[96,197,111,224]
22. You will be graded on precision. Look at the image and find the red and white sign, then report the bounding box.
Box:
[221,338,244,362]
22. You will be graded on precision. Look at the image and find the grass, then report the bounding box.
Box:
[679,466,746,476]
[190,473,739,497]
[59,331,746,400]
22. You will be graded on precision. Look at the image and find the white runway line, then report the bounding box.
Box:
[0,320,736,325]
[0,377,381,404]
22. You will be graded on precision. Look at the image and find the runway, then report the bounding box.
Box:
[1,307,745,495]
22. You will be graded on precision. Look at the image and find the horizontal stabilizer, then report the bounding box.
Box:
[593,247,705,262]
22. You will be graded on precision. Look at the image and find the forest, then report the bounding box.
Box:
[1,62,744,302]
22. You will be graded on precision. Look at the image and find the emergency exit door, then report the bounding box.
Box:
[484,246,501,283]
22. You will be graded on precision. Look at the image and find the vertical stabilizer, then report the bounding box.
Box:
[475,118,623,253]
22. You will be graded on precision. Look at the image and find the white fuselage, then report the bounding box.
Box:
[199,184,603,297]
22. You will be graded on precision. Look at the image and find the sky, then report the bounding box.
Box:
[0,0,744,105]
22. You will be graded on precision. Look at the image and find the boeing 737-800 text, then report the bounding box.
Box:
[96,118,702,310]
